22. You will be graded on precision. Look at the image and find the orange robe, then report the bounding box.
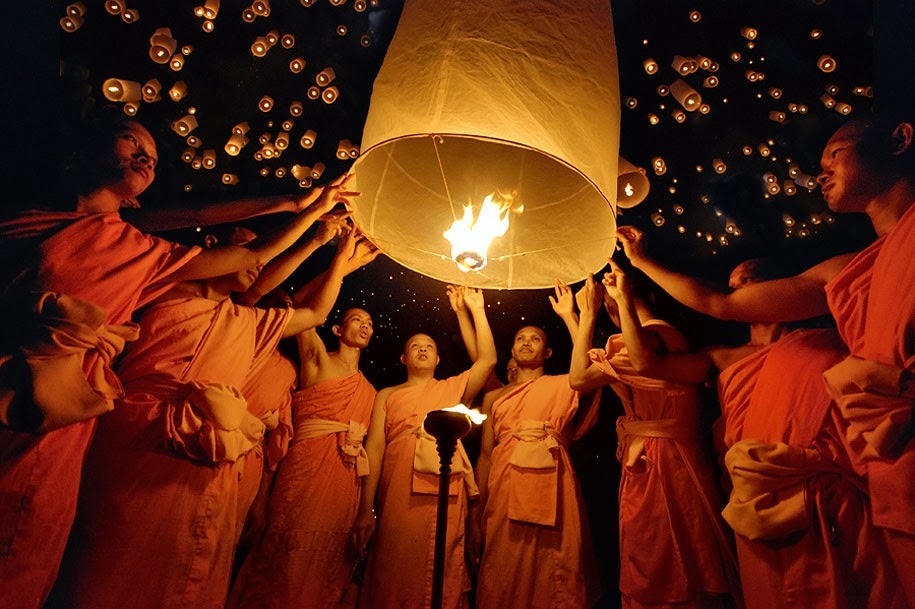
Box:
[0,211,198,609]
[359,372,475,609]
[717,328,904,609]
[476,374,601,609]
[589,321,737,609]
[824,200,915,603]
[230,371,377,609]
[54,298,291,609]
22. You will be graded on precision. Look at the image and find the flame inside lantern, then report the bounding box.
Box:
[442,193,514,272]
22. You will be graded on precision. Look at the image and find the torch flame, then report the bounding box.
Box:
[442,403,487,424]
[442,193,514,272]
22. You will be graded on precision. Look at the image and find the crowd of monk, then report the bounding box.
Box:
[0,105,913,609]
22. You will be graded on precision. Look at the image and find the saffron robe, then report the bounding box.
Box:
[824,200,915,603]
[230,372,377,609]
[55,298,291,609]
[476,374,602,609]
[589,321,737,608]
[0,211,198,609]
[359,372,475,609]
[717,328,904,609]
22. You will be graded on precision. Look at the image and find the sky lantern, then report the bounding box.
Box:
[350,0,620,289]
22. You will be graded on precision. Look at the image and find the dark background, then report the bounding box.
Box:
[8,2,914,605]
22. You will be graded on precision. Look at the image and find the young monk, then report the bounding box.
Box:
[616,114,915,604]
[229,301,379,607]
[570,269,740,609]
[472,296,602,609]
[0,113,355,609]
[351,286,497,609]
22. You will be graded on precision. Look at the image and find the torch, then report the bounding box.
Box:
[422,404,485,609]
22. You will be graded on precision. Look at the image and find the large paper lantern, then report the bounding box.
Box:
[351,0,620,289]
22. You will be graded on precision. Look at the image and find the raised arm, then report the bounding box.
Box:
[290,227,380,308]
[167,176,359,283]
[618,225,852,322]
[235,210,351,306]
[460,288,498,404]
[603,259,711,385]
[351,388,390,558]
[448,285,478,361]
[125,171,356,233]
[549,279,579,340]
[569,275,614,392]
[281,228,360,337]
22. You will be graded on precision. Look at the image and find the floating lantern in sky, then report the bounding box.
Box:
[350,0,619,289]
[615,157,650,209]
[102,78,141,103]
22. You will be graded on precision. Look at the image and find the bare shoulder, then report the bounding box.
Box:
[483,385,510,405]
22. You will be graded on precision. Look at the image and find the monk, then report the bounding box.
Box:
[570,270,739,609]
[0,113,356,609]
[229,304,378,609]
[472,314,602,609]
[351,286,497,609]
[616,115,915,604]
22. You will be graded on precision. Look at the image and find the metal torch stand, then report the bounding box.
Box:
[431,436,458,609]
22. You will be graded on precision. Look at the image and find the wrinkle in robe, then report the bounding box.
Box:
[359,372,472,609]
[0,211,198,609]
[590,320,735,607]
[230,371,376,609]
[476,374,601,609]
[717,328,904,609]
[54,298,290,609]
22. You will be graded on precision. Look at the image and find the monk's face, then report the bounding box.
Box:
[511,326,551,368]
[817,120,882,214]
[335,308,373,348]
[401,333,439,370]
[110,121,158,201]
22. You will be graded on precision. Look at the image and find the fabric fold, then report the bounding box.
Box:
[296,418,370,476]
[1,291,139,433]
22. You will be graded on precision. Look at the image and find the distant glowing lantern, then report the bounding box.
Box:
[768,110,786,122]
[201,149,216,169]
[122,102,139,116]
[670,79,701,111]
[172,114,198,136]
[224,133,248,156]
[142,78,161,102]
[169,81,188,101]
[289,101,303,116]
[712,158,726,174]
[311,162,325,180]
[316,67,337,86]
[783,180,797,195]
[307,86,321,100]
[149,28,177,64]
[274,132,290,150]
[321,86,339,104]
[336,139,353,160]
[169,54,185,71]
[104,0,125,15]
[258,95,274,112]
[794,173,817,189]
[222,173,239,185]
[102,78,141,102]
[299,129,317,148]
[703,75,718,88]
[615,157,650,209]
[290,57,306,73]
[60,15,85,32]
[643,58,658,74]
[281,34,295,48]
[648,113,660,125]
[203,0,220,19]
[121,8,139,23]
[251,37,270,57]
[817,55,836,73]
[834,101,852,115]
[350,0,620,289]
[740,26,757,40]
[67,2,87,16]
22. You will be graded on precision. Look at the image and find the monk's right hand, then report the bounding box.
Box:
[350,510,376,559]
[616,225,646,265]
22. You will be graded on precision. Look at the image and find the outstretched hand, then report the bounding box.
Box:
[602,259,632,304]
[462,287,485,311]
[345,231,382,274]
[574,274,603,318]
[313,210,353,246]
[446,284,467,313]
[548,280,575,319]
[616,225,647,264]
[298,173,360,215]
